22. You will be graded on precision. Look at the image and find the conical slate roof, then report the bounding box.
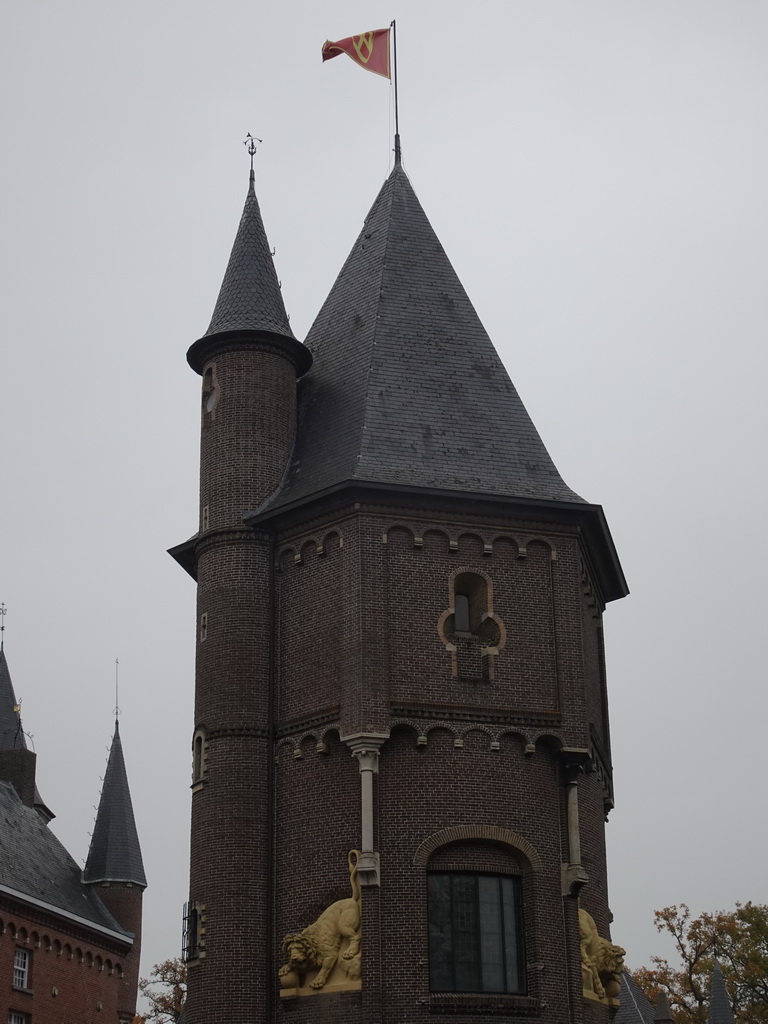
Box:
[203,170,293,341]
[654,990,674,1023]
[615,972,656,1024]
[0,648,53,820]
[262,163,583,513]
[83,722,146,887]
[708,963,735,1024]
[0,649,25,751]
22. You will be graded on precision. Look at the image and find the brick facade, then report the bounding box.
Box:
[179,163,627,1023]
[0,896,134,1023]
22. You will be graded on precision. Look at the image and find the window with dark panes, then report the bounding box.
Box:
[427,873,525,994]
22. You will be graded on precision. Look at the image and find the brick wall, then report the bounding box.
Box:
[184,346,619,1024]
[0,903,130,1024]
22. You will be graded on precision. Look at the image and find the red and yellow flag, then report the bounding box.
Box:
[321,29,391,79]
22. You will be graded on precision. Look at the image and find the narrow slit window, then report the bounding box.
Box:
[455,594,471,632]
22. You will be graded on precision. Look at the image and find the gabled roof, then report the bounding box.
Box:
[260,163,584,514]
[83,722,146,888]
[708,962,735,1024]
[0,781,129,939]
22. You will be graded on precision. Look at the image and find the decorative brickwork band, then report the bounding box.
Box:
[413,825,542,871]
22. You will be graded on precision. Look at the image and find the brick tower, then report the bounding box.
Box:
[171,156,628,1024]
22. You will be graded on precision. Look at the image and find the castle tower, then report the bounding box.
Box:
[172,161,627,1024]
[84,721,147,1024]
[171,167,311,1023]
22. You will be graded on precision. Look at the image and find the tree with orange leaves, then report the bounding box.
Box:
[133,957,186,1023]
[632,903,768,1022]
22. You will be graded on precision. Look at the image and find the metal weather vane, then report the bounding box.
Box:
[243,133,262,172]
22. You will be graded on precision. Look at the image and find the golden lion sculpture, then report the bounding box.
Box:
[279,850,361,991]
[579,908,625,1001]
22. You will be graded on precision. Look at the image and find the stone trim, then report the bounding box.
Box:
[413,826,542,872]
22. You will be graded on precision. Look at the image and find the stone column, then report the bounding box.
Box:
[560,749,591,897]
[342,733,389,886]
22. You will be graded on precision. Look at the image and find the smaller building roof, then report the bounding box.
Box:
[654,990,674,1023]
[709,962,735,1024]
[83,722,146,888]
[615,972,657,1024]
[0,781,129,938]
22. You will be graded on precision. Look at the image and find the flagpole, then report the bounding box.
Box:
[391,19,401,164]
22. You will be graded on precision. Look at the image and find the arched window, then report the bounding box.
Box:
[454,593,471,633]
[417,832,539,1002]
[192,728,208,789]
[202,364,219,421]
[427,873,525,994]
[453,572,488,635]
[442,572,503,682]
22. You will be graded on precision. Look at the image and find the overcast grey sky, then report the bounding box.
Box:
[2,0,767,992]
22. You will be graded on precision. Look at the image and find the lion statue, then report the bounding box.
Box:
[579,908,625,1000]
[279,850,361,991]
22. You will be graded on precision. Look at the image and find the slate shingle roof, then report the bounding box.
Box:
[83,723,146,887]
[261,163,583,514]
[0,649,24,751]
[203,171,293,341]
[709,962,735,1024]
[0,781,129,936]
[615,972,657,1024]
[0,648,53,821]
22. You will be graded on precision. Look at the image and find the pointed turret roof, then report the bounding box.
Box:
[615,972,656,1024]
[83,722,146,887]
[0,648,25,751]
[0,648,54,821]
[261,163,583,513]
[708,962,735,1024]
[187,170,310,375]
[654,991,674,1022]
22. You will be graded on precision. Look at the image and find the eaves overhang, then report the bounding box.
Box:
[186,329,312,377]
[0,883,134,946]
[246,479,628,605]
[168,533,198,580]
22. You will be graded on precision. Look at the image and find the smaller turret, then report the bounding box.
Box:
[84,720,146,1024]
[708,962,735,1024]
[0,647,54,821]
